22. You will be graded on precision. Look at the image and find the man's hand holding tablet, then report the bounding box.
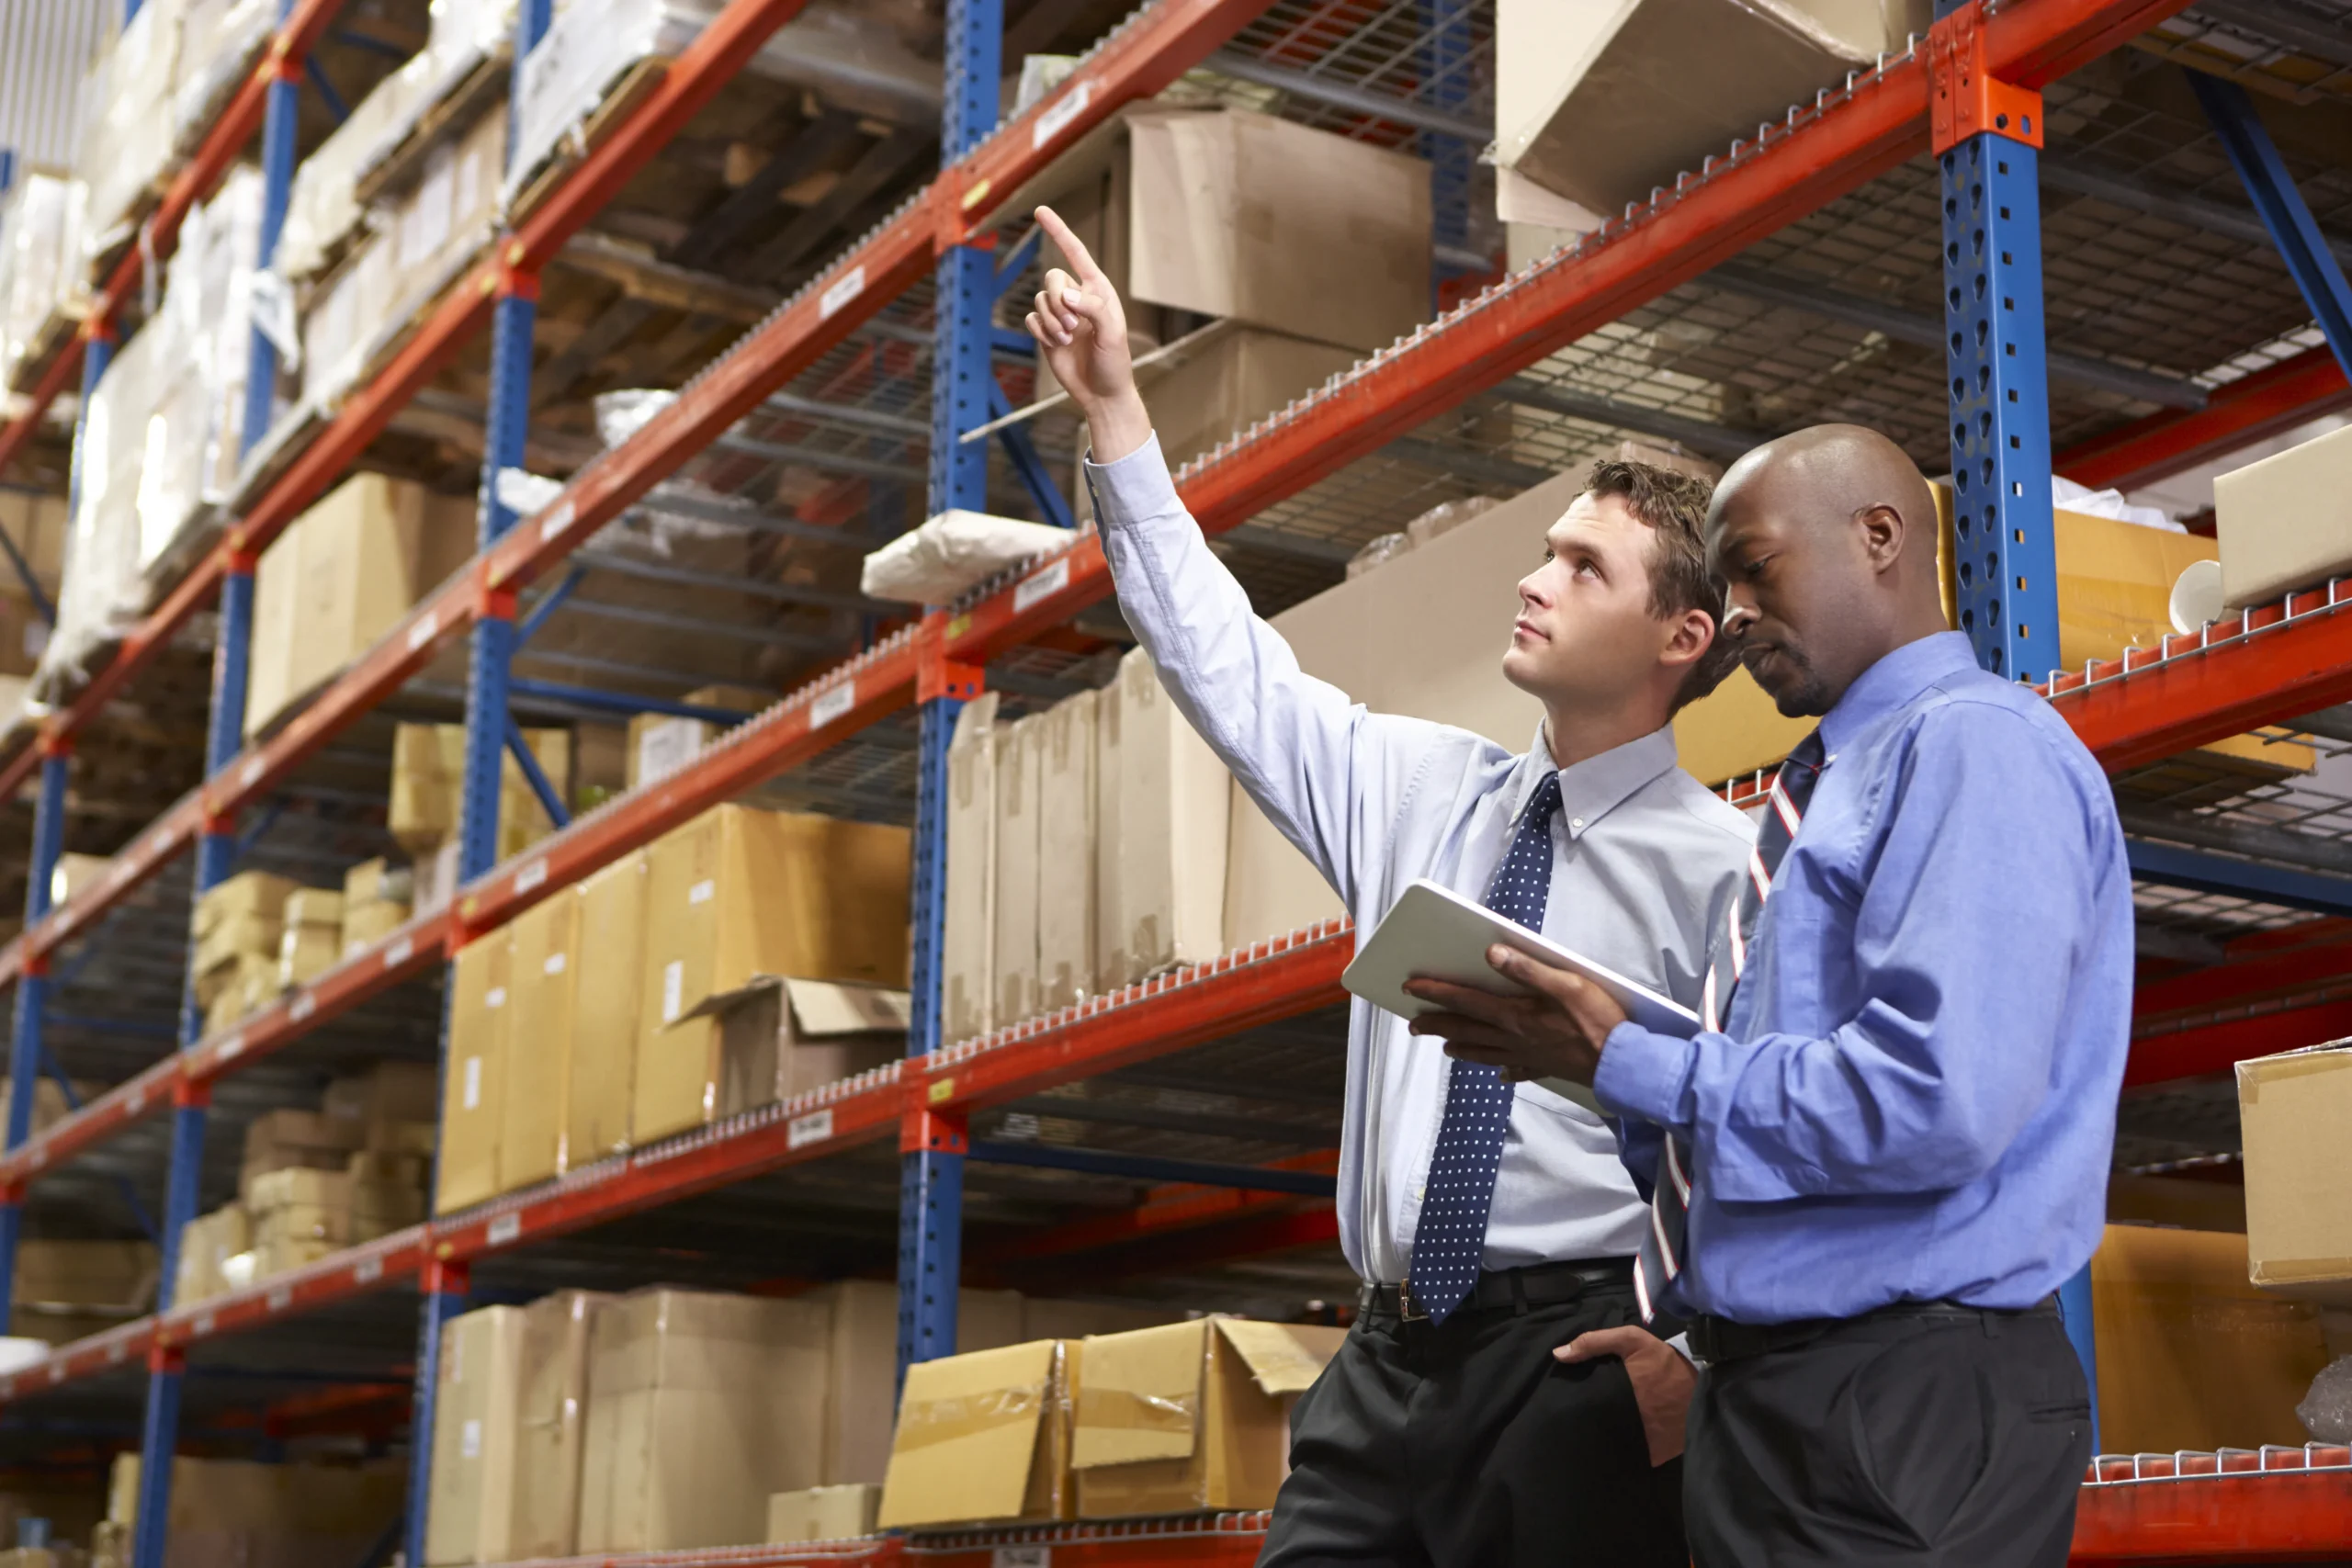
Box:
[1405,953,1631,1087]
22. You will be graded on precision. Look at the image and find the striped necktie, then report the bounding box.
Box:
[1407,771,1564,1324]
[1634,730,1828,1324]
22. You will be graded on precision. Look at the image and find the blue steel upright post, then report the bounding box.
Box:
[131,6,302,1555]
[1929,0,2097,1445]
[402,2,551,1560]
[897,0,1001,1388]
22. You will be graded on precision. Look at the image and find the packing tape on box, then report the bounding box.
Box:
[1073,1386,1198,1435]
[893,1384,1047,1450]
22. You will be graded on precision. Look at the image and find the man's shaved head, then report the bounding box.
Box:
[1705,423,1951,717]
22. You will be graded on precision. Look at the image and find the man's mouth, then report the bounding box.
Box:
[1513,617,1548,643]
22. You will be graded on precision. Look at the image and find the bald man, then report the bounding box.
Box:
[1432,425,2129,1565]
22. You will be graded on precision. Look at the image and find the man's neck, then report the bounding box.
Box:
[1542,704,1666,772]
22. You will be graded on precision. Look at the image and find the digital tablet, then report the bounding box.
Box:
[1342,878,1703,1043]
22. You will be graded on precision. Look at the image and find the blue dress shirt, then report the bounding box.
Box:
[1595,632,2133,1323]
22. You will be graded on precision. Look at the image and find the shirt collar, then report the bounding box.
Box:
[1513,722,1681,841]
[1818,631,1979,758]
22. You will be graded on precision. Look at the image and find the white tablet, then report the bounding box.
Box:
[1342,878,1702,1042]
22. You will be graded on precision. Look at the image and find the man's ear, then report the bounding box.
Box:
[1660,606,1713,671]
[1855,502,1906,575]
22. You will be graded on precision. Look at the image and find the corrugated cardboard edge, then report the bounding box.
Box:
[1213,1318,1346,1397]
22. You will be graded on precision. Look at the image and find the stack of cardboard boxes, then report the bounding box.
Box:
[435,802,912,1213]
[100,1454,404,1568]
[176,1063,436,1303]
[944,644,1233,1043]
[424,1280,1180,1561]
[6,1241,159,1347]
[191,872,300,1035]
[339,858,413,958]
[623,684,774,790]
[390,722,575,916]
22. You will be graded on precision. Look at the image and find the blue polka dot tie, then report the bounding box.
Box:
[1407,771,1563,1324]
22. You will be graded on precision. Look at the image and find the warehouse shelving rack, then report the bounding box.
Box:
[0,0,2344,1558]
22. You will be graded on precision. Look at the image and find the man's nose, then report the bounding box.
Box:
[1720,596,1759,638]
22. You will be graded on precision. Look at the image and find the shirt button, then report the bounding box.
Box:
[1570,817,1585,830]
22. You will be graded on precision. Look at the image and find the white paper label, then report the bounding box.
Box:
[463,1056,482,1110]
[787,1108,833,1150]
[516,858,548,895]
[486,987,506,1009]
[355,1256,383,1284]
[266,1285,292,1313]
[128,1086,145,1112]
[994,1549,1051,1568]
[637,717,703,786]
[407,611,438,650]
[662,961,684,1023]
[810,682,855,728]
[1014,556,1071,613]
[386,935,413,967]
[217,1032,244,1061]
[193,1313,215,1337]
[540,499,577,543]
[687,879,715,907]
[820,265,865,320]
[290,992,316,1022]
[1035,80,1091,148]
[487,1213,521,1247]
[544,952,566,976]
[461,1418,482,1459]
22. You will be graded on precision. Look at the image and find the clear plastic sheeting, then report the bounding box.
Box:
[862,511,1077,605]
[506,0,703,206]
[40,327,160,695]
[170,0,274,155]
[588,388,769,553]
[72,0,185,281]
[0,174,86,393]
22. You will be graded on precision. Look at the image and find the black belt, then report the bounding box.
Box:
[1689,1294,2062,1365]
[1358,1258,1635,1325]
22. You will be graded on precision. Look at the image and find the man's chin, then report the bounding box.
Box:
[1749,655,1830,718]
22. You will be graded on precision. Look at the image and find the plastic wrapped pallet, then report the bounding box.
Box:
[506,0,708,209]
[171,0,274,153]
[39,322,165,696]
[299,229,399,410]
[0,174,84,392]
[73,0,186,279]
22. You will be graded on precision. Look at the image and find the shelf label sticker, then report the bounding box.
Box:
[820,265,865,321]
[355,1256,383,1284]
[240,757,264,788]
[108,1340,124,1363]
[407,611,438,651]
[266,1285,292,1314]
[193,1313,215,1337]
[487,1213,522,1247]
[463,1056,482,1111]
[687,879,715,907]
[48,1364,63,1384]
[787,1108,833,1150]
[386,935,413,968]
[127,1085,145,1112]
[516,858,548,895]
[290,991,316,1022]
[1014,557,1070,613]
[540,499,577,543]
[1035,80,1091,149]
[217,1032,244,1061]
[810,682,855,729]
[994,1549,1051,1568]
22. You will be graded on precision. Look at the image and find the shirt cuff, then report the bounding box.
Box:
[1079,431,1176,528]
[1591,1021,1698,1129]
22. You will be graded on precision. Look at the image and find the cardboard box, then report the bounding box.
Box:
[241,1109,367,1201]
[766,1484,879,1544]
[195,871,300,939]
[876,1339,1079,1529]
[574,720,628,808]
[634,807,910,1143]
[670,976,909,1122]
[106,1455,404,1568]
[511,1290,606,1561]
[253,1235,338,1279]
[502,889,582,1190]
[424,1305,528,1565]
[413,838,461,919]
[809,1280,1028,1488]
[436,930,513,1213]
[11,1237,159,1345]
[1036,689,1097,1012]
[343,857,411,909]
[1092,676,1125,997]
[277,921,339,988]
[1114,648,1230,983]
[943,693,1001,1043]
[389,723,573,862]
[1496,0,1926,224]
[576,1290,831,1552]
[346,1150,426,1240]
[173,1204,249,1308]
[2091,1224,2328,1453]
[1125,324,1363,475]
[2242,1044,2352,1301]
[1017,107,1428,355]
[621,685,771,791]
[2216,423,2352,608]
[245,473,475,736]
[324,1061,439,1126]
[993,713,1044,1027]
[570,852,647,1164]
[341,897,409,957]
[1071,1318,1343,1517]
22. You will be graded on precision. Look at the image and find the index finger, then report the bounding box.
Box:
[1035,206,1107,288]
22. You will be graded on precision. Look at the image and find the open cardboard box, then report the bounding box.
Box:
[876,1338,1079,1530]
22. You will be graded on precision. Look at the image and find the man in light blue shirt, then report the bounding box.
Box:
[1426,425,2127,1565]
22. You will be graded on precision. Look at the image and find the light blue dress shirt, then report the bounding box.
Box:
[1596,632,2133,1324]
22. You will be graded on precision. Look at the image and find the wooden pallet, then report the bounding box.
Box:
[507,56,674,229]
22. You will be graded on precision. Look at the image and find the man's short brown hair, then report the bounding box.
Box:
[1583,457,1741,712]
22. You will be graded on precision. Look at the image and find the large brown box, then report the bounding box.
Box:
[991,713,1044,1027]
[389,723,572,863]
[1036,689,1099,1012]
[808,1280,1026,1488]
[669,976,908,1124]
[634,807,910,1143]
[106,1455,405,1568]
[512,1290,607,1559]
[576,1290,831,1552]
[876,1339,1080,1529]
[1112,648,1229,986]
[422,1290,605,1565]
[435,931,513,1213]
[1071,1318,1343,1517]
[502,888,582,1191]
[569,852,647,1164]
[942,694,1001,1043]
[2091,1224,2329,1453]
[2241,1044,2352,1301]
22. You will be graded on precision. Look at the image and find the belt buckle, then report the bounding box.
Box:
[1397,1283,1430,1323]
